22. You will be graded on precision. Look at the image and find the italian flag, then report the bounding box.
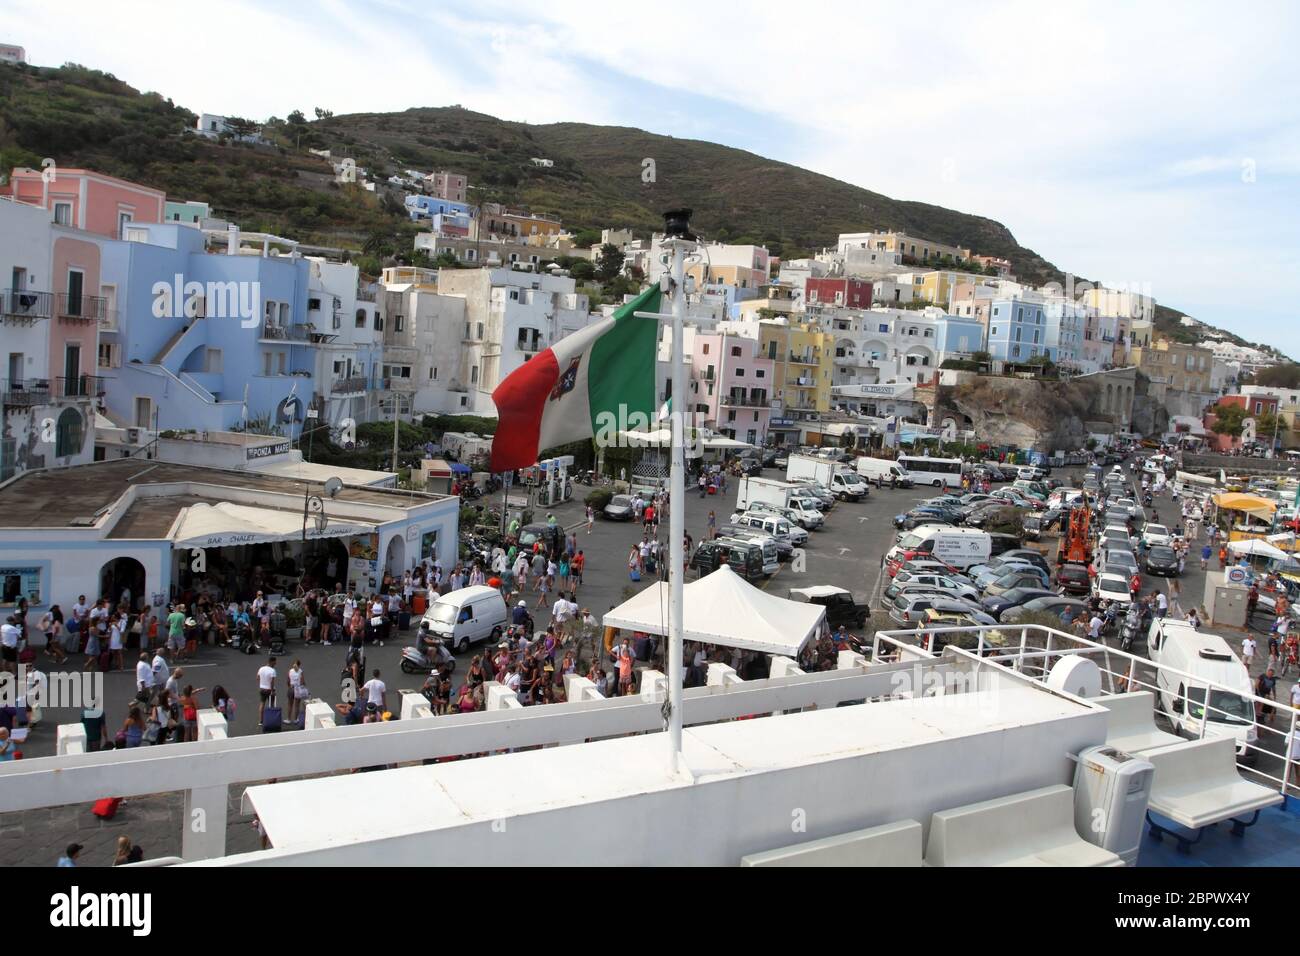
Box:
[490,284,663,472]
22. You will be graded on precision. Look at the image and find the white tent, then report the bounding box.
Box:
[171,502,374,548]
[602,564,825,656]
[1226,538,1289,561]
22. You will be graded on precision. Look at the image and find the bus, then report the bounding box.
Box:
[896,455,965,489]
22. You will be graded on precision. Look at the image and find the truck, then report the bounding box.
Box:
[786,454,868,500]
[736,476,807,513]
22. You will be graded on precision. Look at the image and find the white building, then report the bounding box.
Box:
[0,44,25,65]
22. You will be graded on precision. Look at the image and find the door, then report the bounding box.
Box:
[135,396,152,429]
[7,353,22,383]
[64,344,81,395]
[66,270,84,317]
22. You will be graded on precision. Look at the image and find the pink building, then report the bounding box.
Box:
[427,170,468,204]
[690,332,774,445]
[4,167,165,239]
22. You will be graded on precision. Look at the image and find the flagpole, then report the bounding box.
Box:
[664,211,696,777]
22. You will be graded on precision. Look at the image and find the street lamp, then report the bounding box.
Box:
[299,475,343,589]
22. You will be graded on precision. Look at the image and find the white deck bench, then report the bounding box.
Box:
[741,820,922,867]
[1142,736,1283,851]
[1098,691,1183,753]
[925,785,1123,867]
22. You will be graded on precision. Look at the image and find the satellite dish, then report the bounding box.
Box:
[324,476,343,499]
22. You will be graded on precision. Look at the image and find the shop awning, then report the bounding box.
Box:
[1212,492,1277,519]
[171,502,375,548]
[603,565,825,656]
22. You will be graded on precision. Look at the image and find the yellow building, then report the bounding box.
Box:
[1130,338,1215,392]
[909,270,993,307]
[853,231,971,264]
[755,320,833,415]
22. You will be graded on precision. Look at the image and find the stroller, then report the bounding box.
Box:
[230,620,261,655]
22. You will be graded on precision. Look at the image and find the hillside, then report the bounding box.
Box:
[0,62,1275,354]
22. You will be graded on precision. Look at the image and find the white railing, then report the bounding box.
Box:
[2,654,957,862]
[874,623,1298,795]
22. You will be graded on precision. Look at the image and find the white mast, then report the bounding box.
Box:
[636,210,698,775]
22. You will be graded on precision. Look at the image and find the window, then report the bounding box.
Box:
[431,367,438,381]
[731,346,741,357]
[55,407,83,458]
[308,298,322,311]
[374,314,384,331]
[923,329,933,338]
[117,211,133,240]
[477,322,483,339]
[395,315,404,332]
[355,309,366,328]
[97,343,119,369]
[756,370,765,379]
[879,324,889,333]
[736,368,745,377]
[279,303,290,325]
[53,202,72,226]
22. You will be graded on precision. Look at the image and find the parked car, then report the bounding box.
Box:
[981,586,1058,620]
[787,585,869,629]
[884,571,980,604]
[889,593,982,625]
[1098,547,1140,578]
[1093,571,1134,606]
[1056,562,1093,596]
[894,510,956,531]
[982,570,1051,598]
[1141,523,1172,548]
[1001,595,1091,626]
[1145,545,1180,577]
[516,523,562,554]
[603,494,635,521]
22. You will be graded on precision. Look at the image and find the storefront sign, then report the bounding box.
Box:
[247,441,292,460]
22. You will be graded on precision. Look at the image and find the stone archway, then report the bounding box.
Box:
[99,556,146,612]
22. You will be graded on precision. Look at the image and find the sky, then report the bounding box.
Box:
[6,0,1299,355]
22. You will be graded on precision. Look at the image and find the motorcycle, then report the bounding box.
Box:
[400,624,458,674]
[1120,606,1141,652]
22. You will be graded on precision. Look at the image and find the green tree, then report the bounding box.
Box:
[1210,402,1246,437]
[1253,364,1300,390]
[223,116,259,140]
[287,110,307,126]
[569,259,596,281]
[596,243,625,282]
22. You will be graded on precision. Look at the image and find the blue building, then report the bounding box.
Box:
[405,195,472,223]
[98,223,380,439]
[933,315,985,357]
[986,297,1050,363]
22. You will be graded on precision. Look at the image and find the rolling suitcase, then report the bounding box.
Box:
[261,694,283,733]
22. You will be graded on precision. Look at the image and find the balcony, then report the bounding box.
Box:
[382,376,417,393]
[516,339,544,354]
[788,353,817,365]
[2,289,52,324]
[56,374,106,401]
[721,393,769,408]
[55,292,108,325]
[330,376,369,395]
[1,378,52,407]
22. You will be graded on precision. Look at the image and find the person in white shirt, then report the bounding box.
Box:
[135,653,154,697]
[1243,636,1257,670]
[257,656,278,721]
[369,597,386,646]
[1155,591,1168,617]
[0,616,20,665]
[1088,614,1104,640]
[361,669,387,713]
[151,650,168,688]
[287,660,304,724]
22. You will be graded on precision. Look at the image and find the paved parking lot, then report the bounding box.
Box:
[8,461,1296,863]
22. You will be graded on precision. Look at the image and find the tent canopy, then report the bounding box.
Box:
[1227,538,1289,560]
[172,502,374,548]
[1212,492,1276,519]
[603,565,825,656]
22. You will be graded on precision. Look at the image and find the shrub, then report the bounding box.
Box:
[584,488,614,511]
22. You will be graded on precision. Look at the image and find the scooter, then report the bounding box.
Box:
[230,620,260,655]
[1120,607,1141,652]
[400,626,457,674]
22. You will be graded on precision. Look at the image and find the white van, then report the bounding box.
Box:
[1148,618,1258,763]
[856,457,913,487]
[421,585,508,652]
[885,526,992,570]
[829,470,869,501]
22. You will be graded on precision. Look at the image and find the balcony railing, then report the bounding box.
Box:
[382,376,417,392]
[721,394,769,408]
[57,374,106,400]
[331,376,370,395]
[1,378,52,406]
[516,340,543,354]
[260,323,288,341]
[2,289,53,323]
[788,353,817,365]
[55,292,108,324]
